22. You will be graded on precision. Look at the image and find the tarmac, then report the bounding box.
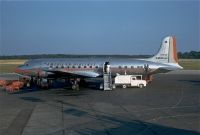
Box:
[0,70,199,135]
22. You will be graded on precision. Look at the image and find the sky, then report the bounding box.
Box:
[0,0,199,55]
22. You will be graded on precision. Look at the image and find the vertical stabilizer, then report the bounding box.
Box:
[149,36,178,64]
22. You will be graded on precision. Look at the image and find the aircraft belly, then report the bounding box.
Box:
[110,68,154,76]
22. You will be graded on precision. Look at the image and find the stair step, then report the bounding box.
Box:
[103,72,112,91]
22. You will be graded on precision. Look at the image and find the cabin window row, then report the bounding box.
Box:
[45,63,96,66]
[49,65,99,69]
[118,66,143,69]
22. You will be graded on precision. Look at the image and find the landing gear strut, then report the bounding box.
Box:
[71,78,80,90]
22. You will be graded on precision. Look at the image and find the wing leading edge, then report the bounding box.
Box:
[45,68,100,78]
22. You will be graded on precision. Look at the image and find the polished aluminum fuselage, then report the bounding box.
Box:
[16,57,181,77]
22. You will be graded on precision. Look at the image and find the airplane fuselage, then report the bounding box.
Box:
[16,58,181,78]
[14,36,183,89]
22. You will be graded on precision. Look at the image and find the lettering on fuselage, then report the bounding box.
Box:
[156,53,168,59]
[156,57,167,59]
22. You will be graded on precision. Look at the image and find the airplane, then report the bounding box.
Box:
[15,36,183,89]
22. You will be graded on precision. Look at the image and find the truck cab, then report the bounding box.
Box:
[114,75,147,88]
[130,75,146,88]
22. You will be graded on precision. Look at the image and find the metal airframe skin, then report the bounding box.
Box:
[15,36,183,78]
[16,58,182,78]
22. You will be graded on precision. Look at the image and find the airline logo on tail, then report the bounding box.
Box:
[149,36,178,64]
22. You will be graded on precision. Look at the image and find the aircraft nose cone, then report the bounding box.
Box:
[15,65,30,73]
[15,67,25,73]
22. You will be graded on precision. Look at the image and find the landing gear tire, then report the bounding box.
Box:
[71,78,80,90]
[72,84,79,90]
[139,84,144,88]
[122,85,127,89]
[72,85,76,90]
[99,83,104,90]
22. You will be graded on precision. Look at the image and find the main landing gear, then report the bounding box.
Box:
[70,78,80,90]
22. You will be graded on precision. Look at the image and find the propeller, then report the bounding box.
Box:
[144,64,149,73]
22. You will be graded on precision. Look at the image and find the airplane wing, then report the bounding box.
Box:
[45,68,100,78]
[0,73,31,80]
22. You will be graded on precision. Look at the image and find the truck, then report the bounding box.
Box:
[114,75,147,88]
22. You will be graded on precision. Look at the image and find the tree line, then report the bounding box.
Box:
[0,51,199,59]
[177,51,200,59]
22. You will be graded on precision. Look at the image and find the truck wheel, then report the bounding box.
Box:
[122,85,127,89]
[139,84,144,88]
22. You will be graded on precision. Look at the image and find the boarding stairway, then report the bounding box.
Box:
[103,62,113,90]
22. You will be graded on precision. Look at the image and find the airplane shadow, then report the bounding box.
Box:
[51,88,88,97]
[20,96,45,103]
[51,105,200,135]
[76,118,200,135]
[45,101,200,135]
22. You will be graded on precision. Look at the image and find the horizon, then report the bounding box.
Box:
[1,1,199,55]
[0,53,152,57]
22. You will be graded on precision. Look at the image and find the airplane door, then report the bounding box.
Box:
[103,62,110,73]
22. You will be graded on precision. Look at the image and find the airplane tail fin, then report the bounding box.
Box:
[148,36,178,64]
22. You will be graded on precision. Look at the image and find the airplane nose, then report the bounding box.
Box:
[15,67,24,73]
[15,65,29,73]
[15,68,21,73]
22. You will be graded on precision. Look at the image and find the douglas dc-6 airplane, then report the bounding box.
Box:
[15,36,183,89]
